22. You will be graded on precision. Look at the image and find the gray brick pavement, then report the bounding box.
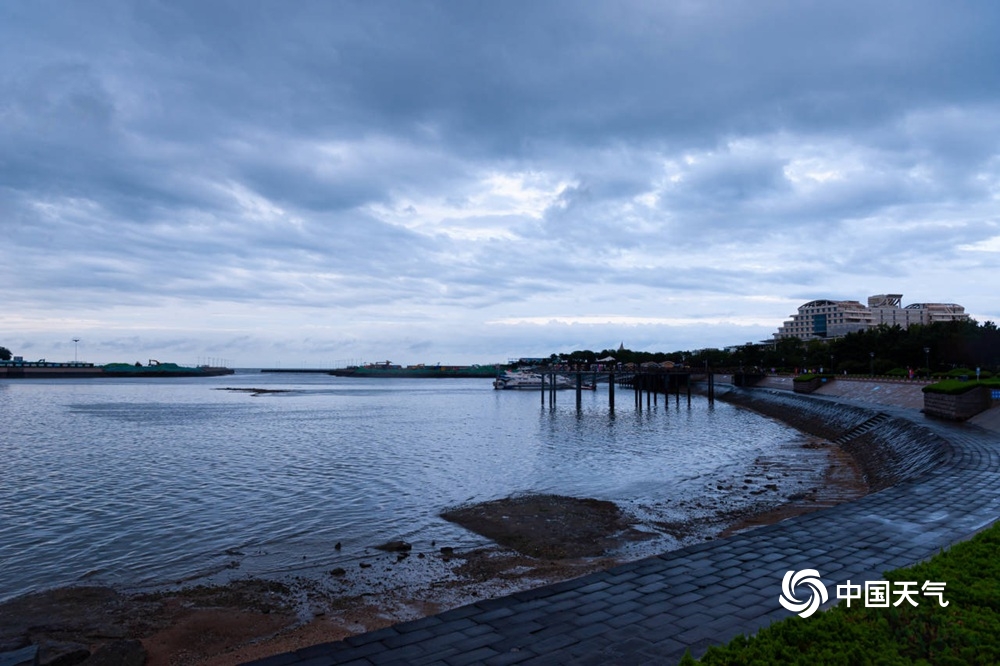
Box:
[245,392,1000,666]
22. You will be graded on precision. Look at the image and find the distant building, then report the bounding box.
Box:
[774,294,968,341]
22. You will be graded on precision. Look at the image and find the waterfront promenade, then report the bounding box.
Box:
[249,386,1000,666]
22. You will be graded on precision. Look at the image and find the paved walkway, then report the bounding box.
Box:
[249,393,1000,666]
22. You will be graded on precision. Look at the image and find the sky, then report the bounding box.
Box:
[2,1,999,367]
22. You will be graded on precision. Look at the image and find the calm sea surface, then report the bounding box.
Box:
[0,372,817,602]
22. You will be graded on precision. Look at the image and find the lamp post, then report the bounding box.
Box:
[870,351,875,377]
[924,347,930,375]
[72,338,80,363]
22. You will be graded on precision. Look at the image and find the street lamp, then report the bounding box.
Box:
[72,338,80,363]
[924,347,930,375]
[870,351,875,377]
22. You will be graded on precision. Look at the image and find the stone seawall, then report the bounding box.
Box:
[715,385,954,492]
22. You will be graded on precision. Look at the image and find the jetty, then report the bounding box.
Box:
[529,367,705,411]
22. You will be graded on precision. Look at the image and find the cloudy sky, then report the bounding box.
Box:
[3,1,999,367]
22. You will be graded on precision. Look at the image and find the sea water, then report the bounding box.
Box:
[0,372,822,602]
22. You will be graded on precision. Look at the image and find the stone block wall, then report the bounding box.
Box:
[793,378,823,394]
[923,387,992,421]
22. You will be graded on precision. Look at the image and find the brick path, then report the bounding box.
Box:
[247,392,1000,666]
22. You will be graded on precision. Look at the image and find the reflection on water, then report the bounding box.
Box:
[0,373,817,601]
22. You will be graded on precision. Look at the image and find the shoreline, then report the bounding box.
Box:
[0,443,867,666]
[1,385,893,666]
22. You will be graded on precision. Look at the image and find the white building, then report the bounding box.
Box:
[774,294,968,341]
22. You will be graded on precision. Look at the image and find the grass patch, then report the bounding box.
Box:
[681,520,1000,664]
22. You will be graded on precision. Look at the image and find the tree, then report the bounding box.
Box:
[0,346,11,361]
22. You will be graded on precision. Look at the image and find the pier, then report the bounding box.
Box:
[534,368,708,410]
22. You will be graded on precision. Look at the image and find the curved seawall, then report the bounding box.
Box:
[715,385,954,491]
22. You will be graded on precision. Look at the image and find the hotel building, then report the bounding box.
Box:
[774,294,968,341]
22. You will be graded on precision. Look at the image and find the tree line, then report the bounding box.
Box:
[550,320,1000,376]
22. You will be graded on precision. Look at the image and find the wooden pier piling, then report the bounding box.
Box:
[527,367,707,411]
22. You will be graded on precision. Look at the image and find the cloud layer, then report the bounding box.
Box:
[3,1,998,365]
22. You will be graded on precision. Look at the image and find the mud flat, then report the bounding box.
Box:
[441,494,655,558]
[0,547,622,666]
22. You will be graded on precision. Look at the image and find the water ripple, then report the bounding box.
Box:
[1,375,808,601]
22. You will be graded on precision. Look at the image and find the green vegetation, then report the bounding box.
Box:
[792,373,835,383]
[681,520,1000,665]
[942,367,994,379]
[551,320,1000,377]
[922,379,1000,396]
[0,346,11,361]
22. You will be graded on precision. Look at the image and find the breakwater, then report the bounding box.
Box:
[715,385,953,491]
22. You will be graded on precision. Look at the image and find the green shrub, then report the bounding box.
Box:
[923,379,1000,395]
[944,368,994,379]
[682,521,1000,665]
[793,373,835,383]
